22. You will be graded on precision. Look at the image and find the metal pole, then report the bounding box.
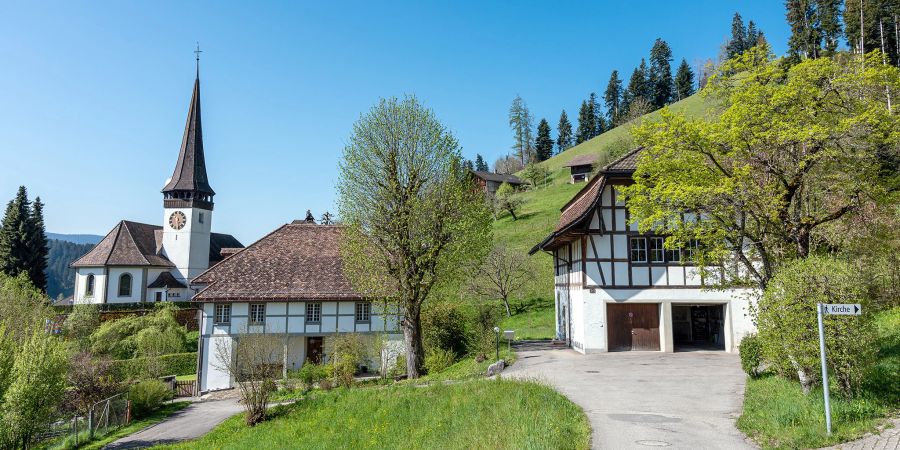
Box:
[817,303,832,435]
[494,327,500,361]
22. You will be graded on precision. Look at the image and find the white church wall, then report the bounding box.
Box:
[74,268,107,304]
[105,267,144,304]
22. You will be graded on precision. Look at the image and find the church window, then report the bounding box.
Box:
[118,273,132,297]
[85,274,95,296]
[249,303,265,325]
[306,302,321,324]
[355,302,371,323]
[214,304,231,324]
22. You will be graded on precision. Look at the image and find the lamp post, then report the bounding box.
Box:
[493,326,500,361]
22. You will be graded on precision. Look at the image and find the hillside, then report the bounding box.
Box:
[493,92,717,302]
[47,232,103,245]
[46,239,95,300]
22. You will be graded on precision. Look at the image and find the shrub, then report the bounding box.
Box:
[755,256,877,396]
[739,334,763,378]
[110,352,196,381]
[90,303,189,359]
[329,334,374,387]
[469,303,501,358]
[390,354,407,378]
[295,362,330,386]
[424,348,456,375]
[64,304,99,350]
[63,352,121,414]
[422,302,470,357]
[129,379,172,418]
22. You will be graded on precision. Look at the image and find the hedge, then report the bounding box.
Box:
[111,352,197,380]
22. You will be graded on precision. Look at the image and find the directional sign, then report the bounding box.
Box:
[823,304,862,316]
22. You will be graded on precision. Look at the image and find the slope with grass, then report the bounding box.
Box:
[157,379,590,450]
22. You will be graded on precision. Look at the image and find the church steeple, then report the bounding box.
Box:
[162,62,215,210]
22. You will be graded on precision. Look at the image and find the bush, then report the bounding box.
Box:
[129,380,172,419]
[390,354,407,378]
[64,304,99,350]
[329,334,372,387]
[294,362,330,386]
[90,303,189,359]
[424,348,456,375]
[755,256,877,396]
[110,352,196,381]
[422,302,470,357]
[469,303,501,358]
[739,334,763,378]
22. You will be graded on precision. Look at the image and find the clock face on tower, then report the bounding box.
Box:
[168,211,187,230]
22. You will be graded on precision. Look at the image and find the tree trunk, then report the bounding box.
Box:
[789,355,816,394]
[501,296,511,317]
[508,208,517,221]
[796,226,810,258]
[402,305,425,378]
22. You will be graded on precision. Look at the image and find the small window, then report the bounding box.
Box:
[306,302,321,324]
[666,247,681,263]
[249,303,266,325]
[214,304,231,324]
[85,274,95,296]
[355,302,371,323]
[630,237,647,263]
[118,273,132,297]
[155,291,162,302]
[648,237,665,263]
[199,212,204,224]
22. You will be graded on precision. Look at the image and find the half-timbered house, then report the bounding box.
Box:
[530,148,755,353]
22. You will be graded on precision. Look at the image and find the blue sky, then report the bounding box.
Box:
[0,1,789,244]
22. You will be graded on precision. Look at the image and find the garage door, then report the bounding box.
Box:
[607,303,660,351]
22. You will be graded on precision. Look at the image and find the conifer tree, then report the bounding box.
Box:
[556,110,573,153]
[604,70,623,125]
[726,12,748,58]
[844,0,899,66]
[589,92,603,137]
[575,100,593,144]
[747,20,760,48]
[26,197,48,292]
[535,118,554,161]
[474,154,488,172]
[508,95,534,164]
[623,59,650,116]
[675,58,696,100]
[463,159,474,172]
[786,1,822,59]
[816,0,842,55]
[0,187,31,281]
[649,38,675,108]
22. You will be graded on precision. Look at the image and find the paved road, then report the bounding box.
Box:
[103,398,243,449]
[819,418,900,450]
[503,347,755,450]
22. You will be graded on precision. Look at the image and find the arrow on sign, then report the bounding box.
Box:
[823,304,862,315]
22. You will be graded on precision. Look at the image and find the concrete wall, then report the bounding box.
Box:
[161,207,211,282]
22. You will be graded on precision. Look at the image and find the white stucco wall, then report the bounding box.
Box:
[161,207,212,282]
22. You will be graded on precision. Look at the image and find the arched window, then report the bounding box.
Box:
[85,274,95,296]
[118,273,132,297]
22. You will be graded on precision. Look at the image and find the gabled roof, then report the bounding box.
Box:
[471,171,524,185]
[147,271,187,289]
[529,147,643,255]
[191,223,365,302]
[162,76,214,196]
[561,154,598,168]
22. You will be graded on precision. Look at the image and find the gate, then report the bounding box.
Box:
[175,379,196,397]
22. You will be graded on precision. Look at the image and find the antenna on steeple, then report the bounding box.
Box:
[194,42,203,77]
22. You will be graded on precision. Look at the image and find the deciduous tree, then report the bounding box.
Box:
[464,244,535,317]
[493,182,524,220]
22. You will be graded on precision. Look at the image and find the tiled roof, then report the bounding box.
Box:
[162,76,215,196]
[561,154,598,168]
[147,271,187,289]
[471,171,524,184]
[603,147,642,172]
[71,220,243,268]
[192,223,365,302]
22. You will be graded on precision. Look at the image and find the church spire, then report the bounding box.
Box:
[162,51,215,209]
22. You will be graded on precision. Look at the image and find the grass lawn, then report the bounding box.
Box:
[43,401,190,450]
[156,379,590,450]
[175,373,197,381]
[737,307,900,449]
[411,348,517,383]
[498,298,555,340]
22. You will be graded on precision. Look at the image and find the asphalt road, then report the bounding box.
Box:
[503,346,756,450]
[103,398,243,449]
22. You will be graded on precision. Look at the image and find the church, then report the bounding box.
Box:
[71,69,243,304]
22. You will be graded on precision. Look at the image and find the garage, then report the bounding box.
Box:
[607,303,660,351]
[672,304,726,350]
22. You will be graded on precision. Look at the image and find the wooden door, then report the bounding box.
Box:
[307,337,323,364]
[607,303,660,351]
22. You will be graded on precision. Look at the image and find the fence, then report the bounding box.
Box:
[87,393,131,437]
[32,393,131,448]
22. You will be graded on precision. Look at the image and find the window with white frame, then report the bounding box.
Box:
[214,304,231,324]
[118,273,132,297]
[306,302,321,323]
[685,239,700,261]
[666,247,681,262]
[249,303,265,325]
[648,237,665,263]
[630,237,647,263]
[355,302,371,322]
[85,274,95,296]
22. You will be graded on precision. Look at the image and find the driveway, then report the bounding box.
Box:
[503,345,755,450]
[103,398,243,449]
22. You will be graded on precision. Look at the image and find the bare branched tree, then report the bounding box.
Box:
[464,244,534,317]
[213,332,282,426]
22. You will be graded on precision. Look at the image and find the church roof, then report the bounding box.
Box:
[162,75,215,196]
[71,220,243,268]
[192,223,365,302]
[147,271,187,289]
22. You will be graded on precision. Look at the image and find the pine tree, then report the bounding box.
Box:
[786,0,821,60]
[463,159,474,172]
[508,95,534,165]
[535,118,554,161]
[0,187,31,281]
[474,154,488,172]
[649,38,675,108]
[747,20,760,48]
[816,0,842,55]
[588,92,603,137]
[726,12,748,59]
[604,70,623,125]
[845,0,899,66]
[25,197,48,292]
[674,58,696,100]
[556,110,573,153]
[623,59,650,116]
[575,100,593,144]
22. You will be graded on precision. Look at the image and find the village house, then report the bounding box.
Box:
[561,154,598,183]
[470,170,524,197]
[70,68,242,304]
[530,148,755,353]
[191,221,403,392]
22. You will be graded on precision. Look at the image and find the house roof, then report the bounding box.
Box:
[561,154,598,168]
[147,271,187,289]
[71,220,243,268]
[162,75,215,197]
[191,223,365,302]
[471,171,524,185]
[529,147,643,255]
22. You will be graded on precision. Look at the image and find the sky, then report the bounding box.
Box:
[0,1,790,245]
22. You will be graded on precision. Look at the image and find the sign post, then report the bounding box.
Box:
[817,303,862,435]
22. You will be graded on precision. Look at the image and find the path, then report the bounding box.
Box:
[103,398,243,449]
[818,418,900,450]
[503,345,755,450]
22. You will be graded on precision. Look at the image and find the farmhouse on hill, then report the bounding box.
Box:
[191,221,402,392]
[70,68,243,304]
[531,148,755,353]
[561,154,598,184]
[470,170,524,197]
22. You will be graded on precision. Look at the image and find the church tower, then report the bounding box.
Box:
[161,67,214,283]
